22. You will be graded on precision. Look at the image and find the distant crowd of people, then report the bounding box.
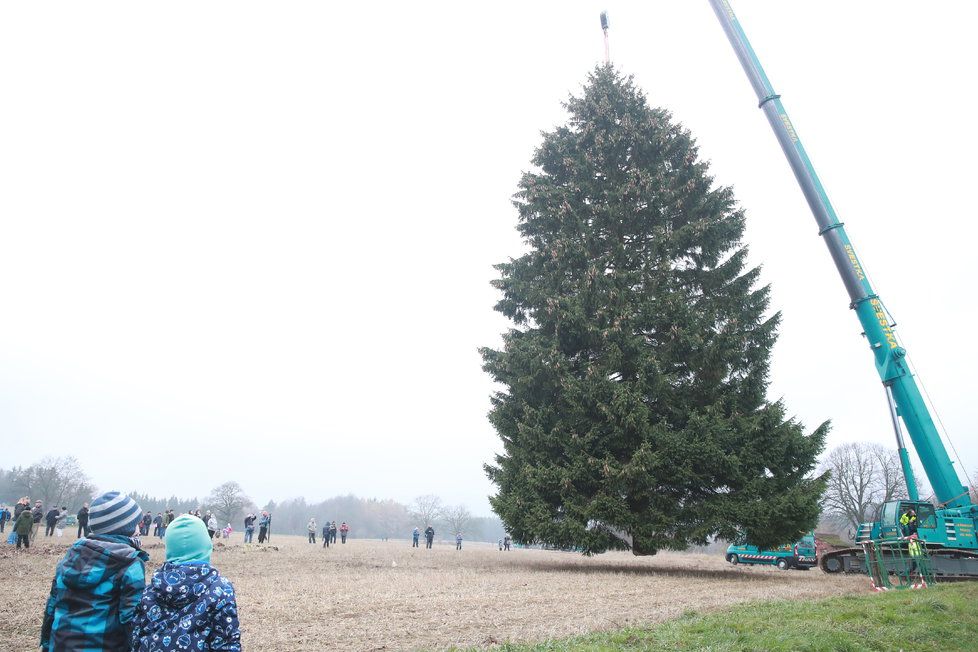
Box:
[404,525,514,551]
[242,511,273,543]
[305,518,350,547]
[1,498,85,548]
[412,525,436,548]
[1,498,275,551]
[135,508,281,544]
[3,497,514,556]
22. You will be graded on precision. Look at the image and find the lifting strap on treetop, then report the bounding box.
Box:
[862,538,934,591]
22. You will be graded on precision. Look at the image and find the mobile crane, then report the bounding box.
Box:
[708,0,978,578]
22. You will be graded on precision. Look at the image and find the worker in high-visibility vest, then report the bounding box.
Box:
[900,508,918,537]
[907,533,923,575]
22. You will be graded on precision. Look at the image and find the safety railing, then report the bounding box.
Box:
[862,538,934,591]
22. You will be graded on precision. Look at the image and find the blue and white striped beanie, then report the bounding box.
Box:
[89,491,142,536]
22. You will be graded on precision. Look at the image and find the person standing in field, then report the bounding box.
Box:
[32,500,45,539]
[258,511,270,544]
[206,513,218,539]
[329,521,337,544]
[307,518,317,544]
[907,532,923,578]
[455,533,463,550]
[131,514,241,652]
[322,521,331,548]
[153,511,163,537]
[504,535,511,551]
[1,504,11,532]
[161,508,175,538]
[340,521,349,544]
[412,527,420,547]
[39,491,148,651]
[243,513,255,543]
[141,511,153,536]
[424,525,435,549]
[76,502,90,538]
[14,506,33,549]
[55,507,67,537]
[45,505,60,537]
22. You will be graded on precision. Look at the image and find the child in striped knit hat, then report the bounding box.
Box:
[40,491,149,651]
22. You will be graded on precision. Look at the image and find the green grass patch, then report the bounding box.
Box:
[480,583,978,652]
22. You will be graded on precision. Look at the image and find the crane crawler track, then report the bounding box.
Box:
[820,546,978,580]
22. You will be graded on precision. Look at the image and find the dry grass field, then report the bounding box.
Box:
[2,534,866,651]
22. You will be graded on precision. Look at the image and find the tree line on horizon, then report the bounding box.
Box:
[0,459,506,542]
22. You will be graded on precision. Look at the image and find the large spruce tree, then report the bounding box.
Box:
[483,67,827,555]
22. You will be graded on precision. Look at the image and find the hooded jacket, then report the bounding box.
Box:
[40,534,149,651]
[132,562,241,651]
[14,509,33,535]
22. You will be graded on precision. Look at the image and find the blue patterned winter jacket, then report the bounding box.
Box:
[131,562,241,651]
[40,534,149,651]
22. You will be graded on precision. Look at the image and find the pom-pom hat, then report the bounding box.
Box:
[89,491,142,536]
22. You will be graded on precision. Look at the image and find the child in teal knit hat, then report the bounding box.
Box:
[131,514,241,651]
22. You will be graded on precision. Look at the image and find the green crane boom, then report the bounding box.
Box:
[707,0,977,577]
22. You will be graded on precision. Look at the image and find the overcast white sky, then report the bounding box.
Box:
[2,2,975,516]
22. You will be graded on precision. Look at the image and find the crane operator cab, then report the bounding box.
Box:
[875,501,937,542]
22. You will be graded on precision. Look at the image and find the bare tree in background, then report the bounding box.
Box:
[443,504,472,535]
[821,442,912,536]
[9,457,95,508]
[206,481,250,527]
[411,495,443,527]
[873,444,914,504]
